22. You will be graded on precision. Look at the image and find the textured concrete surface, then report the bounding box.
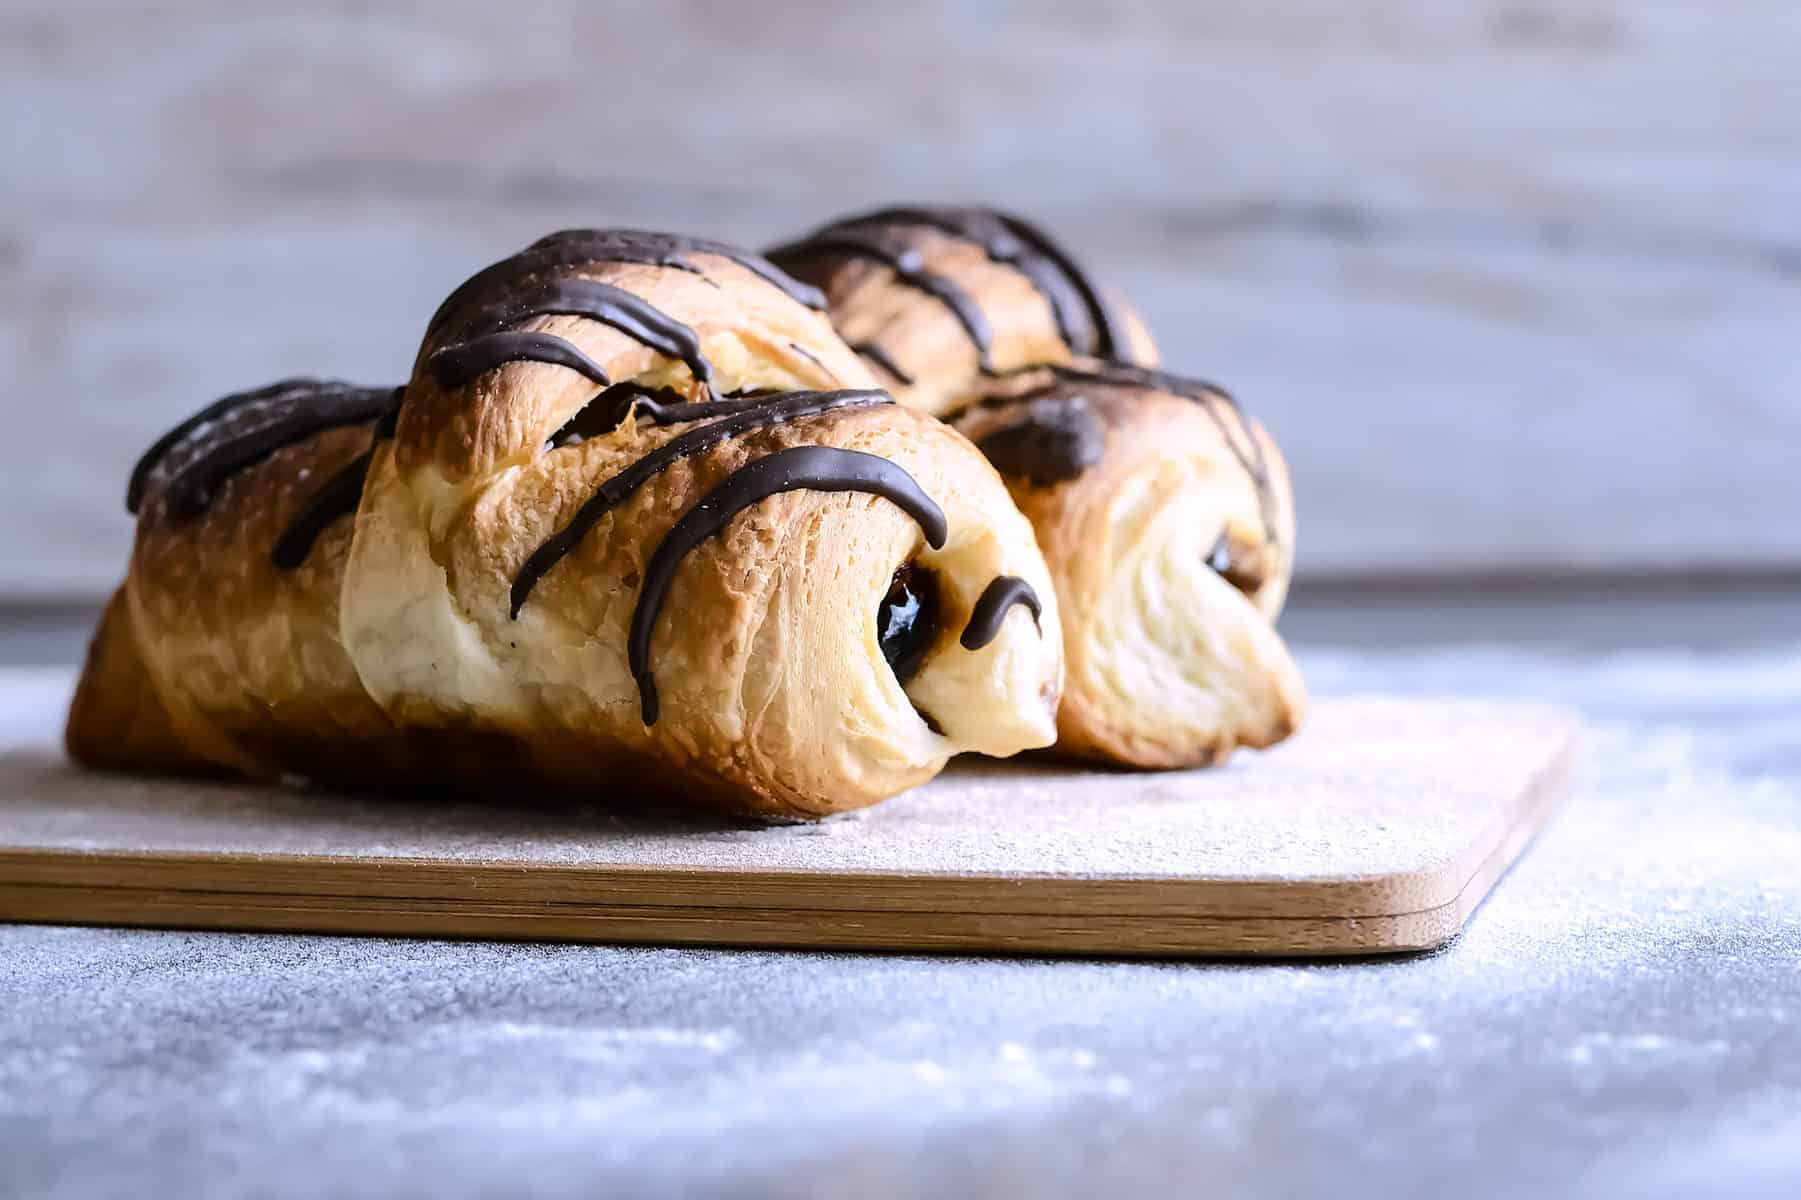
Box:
[4,607,1800,1198]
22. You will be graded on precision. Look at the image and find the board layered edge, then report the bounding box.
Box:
[0,728,1575,957]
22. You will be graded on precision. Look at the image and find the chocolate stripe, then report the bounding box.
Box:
[509,389,891,617]
[628,445,949,725]
[270,450,374,570]
[433,278,713,393]
[769,229,995,371]
[157,386,399,517]
[550,384,789,447]
[773,206,1135,366]
[959,576,1042,650]
[427,229,821,338]
[854,208,1127,360]
[992,211,1129,360]
[270,389,406,570]
[1049,362,1276,545]
[428,331,612,390]
[853,340,915,386]
[128,379,342,513]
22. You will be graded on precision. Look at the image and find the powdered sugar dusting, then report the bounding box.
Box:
[1,669,1572,889]
[3,644,1799,1198]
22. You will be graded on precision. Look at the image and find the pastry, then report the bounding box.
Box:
[771,208,1304,766]
[768,207,1159,416]
[68,230,1064,818]
[946,362,1304,766]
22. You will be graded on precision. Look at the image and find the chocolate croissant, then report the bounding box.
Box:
[768,207,1160,416]
[68,230,1064,818]
[771,208,1304,767]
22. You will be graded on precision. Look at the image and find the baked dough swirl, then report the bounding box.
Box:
[68,230,1063,817]
[772,209,1304,766]
[769,207,1159,416]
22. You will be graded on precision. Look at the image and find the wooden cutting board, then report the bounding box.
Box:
[0,670,1576,957]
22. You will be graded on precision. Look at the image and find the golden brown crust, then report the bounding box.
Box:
[400,253,874,483]
[773,221,1157,417]
[351,401,1057,816]
[65,588,220,776]
[774,205,1304,768]
[348,247,1064,815]
[72,233,1064,819]
[132,419,393,769]
[950,370,1304,767]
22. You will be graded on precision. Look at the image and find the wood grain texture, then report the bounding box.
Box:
[3,1,1799,595]
[0,684,1578,958]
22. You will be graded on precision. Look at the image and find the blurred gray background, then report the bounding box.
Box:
[4,0,1799,600]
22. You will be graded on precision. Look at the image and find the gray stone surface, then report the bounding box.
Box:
[4,609,1801,1199]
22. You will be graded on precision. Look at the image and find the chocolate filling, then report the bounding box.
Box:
[547,384,785,447]
[1207,529,1267,596]
[877,562,941,686]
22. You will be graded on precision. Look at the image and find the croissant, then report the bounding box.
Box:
[768,207,1160,417]
[68,230,1064,818]
[771,208,1304,767]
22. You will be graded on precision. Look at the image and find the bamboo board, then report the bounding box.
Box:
[0,680,1576,957]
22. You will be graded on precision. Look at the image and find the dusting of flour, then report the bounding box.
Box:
[3,645,1800,1200]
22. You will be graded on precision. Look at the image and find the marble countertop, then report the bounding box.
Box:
[4,591,1799,1199]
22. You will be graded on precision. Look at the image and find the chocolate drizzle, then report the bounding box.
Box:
[426,229,822,337]
[129,381,398,517]
[271,451,374,569]
[127,378,402,570]
[267,391,408,569]
[974,395,1104,484]
[509,389,891,618]
[770,206,1133,369]
[429,278,713,393]
[509,381,960,725]
[867,208,1128,359]
[770,225,995,371]
[628,445,948,725]
[1050,362,1275,543]
[127,378,304,513]
[853,340,915,386]
[972,362,1278,549]
[784,341,831,376]
[960,576,1042,650]
[429,331,611,389]
[549,383,784,446]
[425,230,826,397]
